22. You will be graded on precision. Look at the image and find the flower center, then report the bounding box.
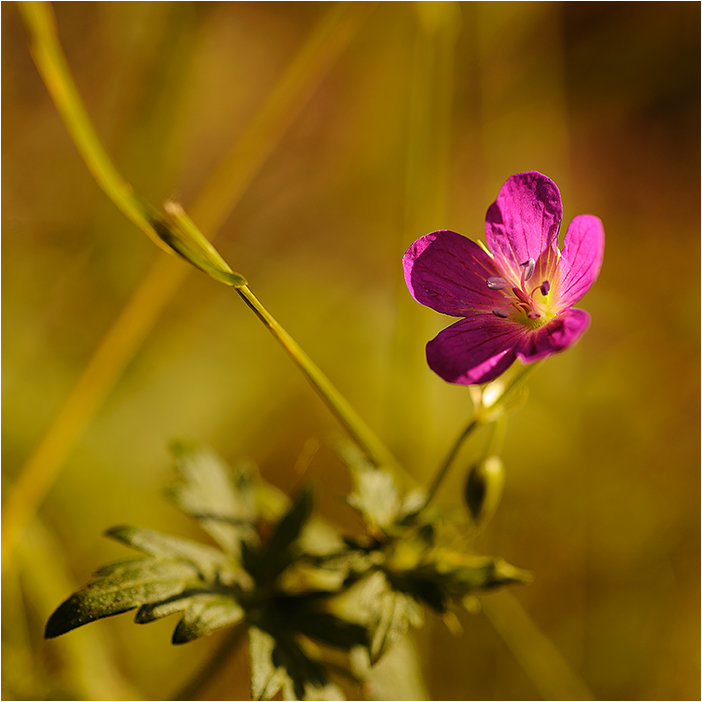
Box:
[487,258,553,325]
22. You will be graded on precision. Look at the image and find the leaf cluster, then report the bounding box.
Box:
[45,442,528,700]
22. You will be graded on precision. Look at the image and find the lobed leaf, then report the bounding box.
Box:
[340,441,401,532]
[45,559,200,638]
[368,588,423,664]
[335,571,423,665]
[105,525,229,581]
[169,443,258,555]
[270,633,330,701]
[385,554,530,613]
[246,489,313,585]
[293,610,368,651]
[135,594,194,624]
[249,626,288,701]
[347,466,401,532]
[172,593,244,644]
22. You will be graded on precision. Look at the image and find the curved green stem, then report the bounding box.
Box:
[236,286,399,471]
[423,417,481,508]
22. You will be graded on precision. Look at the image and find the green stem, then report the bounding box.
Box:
[423,417,481,508]
[486,414,507,458]
[172,625,246,701]
[236,286,399,471]
[423,362,539,508]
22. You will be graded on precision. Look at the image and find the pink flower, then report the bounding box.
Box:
[403,172,604,385]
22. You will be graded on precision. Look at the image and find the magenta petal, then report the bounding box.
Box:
[403,230,504,316]
[556,215,605,309]
[426,314,522,385]
[485,172,562,280]
[516,308,590,363]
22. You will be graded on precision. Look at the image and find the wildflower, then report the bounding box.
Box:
[403,171,604,385]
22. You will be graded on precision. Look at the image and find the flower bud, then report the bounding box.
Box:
[464,456,505,526]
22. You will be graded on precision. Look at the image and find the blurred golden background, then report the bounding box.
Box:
[2,2,699,699]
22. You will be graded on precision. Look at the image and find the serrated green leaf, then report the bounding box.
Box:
[369,587,423,663]
[385,554,530,614]
[340,442,401,531]
[270,634,328,701]
[335,572,423,665]
[172,593,244,644]
[252,480,290,522]
[298,680,345,701]
[45,559,200,638]
[385,567,448,612]
[249,620,345,701]
[135,594,193,623]
[250,627,287,701]
[93,557,153,578]
[247,488,313,585]
[441,556,532,595]
[294,611,368,651]
[169,444,258,555]
[364,633,429,701]
[105,525,229,581]
[134,586,229,624]
[347,467,401,531]
[298,518,346,558]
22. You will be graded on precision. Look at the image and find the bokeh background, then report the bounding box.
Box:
[2,2,699,700]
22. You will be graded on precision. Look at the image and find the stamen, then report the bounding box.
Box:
[527,310,541,319]
[492,309,509,318]
[520,258,535,283]
[512,287,530,304]
[487,276,509,290]
[529,280,551,302]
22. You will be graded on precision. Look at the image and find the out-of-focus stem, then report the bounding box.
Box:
[172,625,246,701]
[481,590,595,700]
[17,1,172,255]
[423,418,481,508]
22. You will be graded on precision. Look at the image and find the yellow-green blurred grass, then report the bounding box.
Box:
[3,2,700,700]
